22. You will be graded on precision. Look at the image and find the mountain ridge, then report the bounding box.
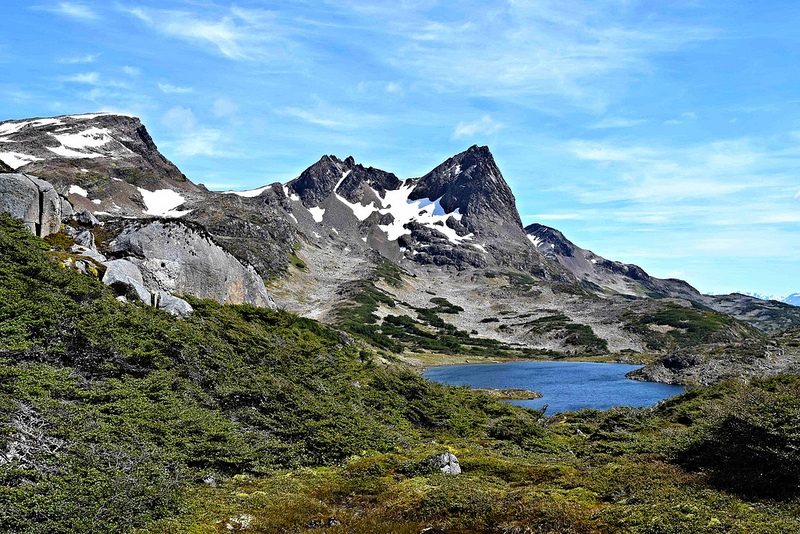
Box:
[1,112,797,354]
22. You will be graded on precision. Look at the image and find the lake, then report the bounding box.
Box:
[422,361,684,414]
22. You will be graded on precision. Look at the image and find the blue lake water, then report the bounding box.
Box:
[422,361,684,414]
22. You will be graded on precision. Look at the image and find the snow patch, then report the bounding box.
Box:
[53,127,112,150]
[68,112,136,120]
[224,185,270,198]
[527,234,543,248]
[69,185,89,197]
[91,199,101,205]
[47,145,104,159]
[0,118,62,138]
[376,182,471,243]
[472,244,487,253]
[308,206,325,223]
[137,187,191,217]
[288,213,297,223]
[0,152,41,169]
[282,184,300,201]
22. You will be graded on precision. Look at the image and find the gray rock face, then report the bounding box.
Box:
[0,173,64,236]
[102,258,194,316]
[107,220,274,308]
[627,328,800,386]
[429,452,461,475]
[288,155,402,208]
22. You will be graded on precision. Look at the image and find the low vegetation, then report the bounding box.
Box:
[2,214,799,533]
[624,303,761,349]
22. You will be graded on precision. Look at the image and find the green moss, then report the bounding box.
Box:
[289,253,307,270]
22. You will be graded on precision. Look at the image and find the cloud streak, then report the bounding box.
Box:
[453,115,503,139]
[122,6,291,61]
[47,2,99,20]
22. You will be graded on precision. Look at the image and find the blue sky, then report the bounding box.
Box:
[2,1,799,296]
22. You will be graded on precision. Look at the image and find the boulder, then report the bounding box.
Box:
[60,197,74,222]
[102,259,151,304]
[75,209,99,227]
[26,176,62,236]
[0,173,66,237]
[155,292,193,317]
[0,173,41,234]
[429,452,461,475]
[74,230,96,250]
[109,220,275,308]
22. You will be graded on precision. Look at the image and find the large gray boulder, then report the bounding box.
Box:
[155,292,193,317]
[108,220,275,308]
[0,173,63,236]
[102,259,151,304]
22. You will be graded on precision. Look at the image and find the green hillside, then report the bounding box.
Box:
[1,213,799,533]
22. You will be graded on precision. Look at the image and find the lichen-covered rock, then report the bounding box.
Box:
[429,452,461,475]
[107,220,274,308]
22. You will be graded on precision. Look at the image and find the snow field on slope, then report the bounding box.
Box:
[330,171,473,244]
[137,187,191,217]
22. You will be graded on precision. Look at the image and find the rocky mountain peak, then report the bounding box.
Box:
[409,145,523,237]
[288,154,401,207]
[0,112,202,217]
[525,223,576,259]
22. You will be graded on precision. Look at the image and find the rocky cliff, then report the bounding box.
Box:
[0,112,792,357]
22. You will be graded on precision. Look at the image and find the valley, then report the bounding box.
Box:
[0,113,799,533]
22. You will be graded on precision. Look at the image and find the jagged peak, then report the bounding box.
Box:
[288,154,401,207]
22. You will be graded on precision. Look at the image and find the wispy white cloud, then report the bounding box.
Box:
[45,2,99,20]
[158,82,193,94]
[588,116,648,129]
[122,6,290,61]
[61,71,100,84]
[664,112,697,125]
[58,53,100,64]
[60,71,127,88]
[123,66,141,76]
[385,82,402,94]
[564,138,768,203]
[275,100,383,130]
[161,106,226,157]
[212,97,239,117]
[453,115,503,139]
[346,0,718,110]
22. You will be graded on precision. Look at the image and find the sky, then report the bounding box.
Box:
[1,1,799,297]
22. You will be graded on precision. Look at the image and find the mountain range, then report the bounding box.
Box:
[2,112,799,355]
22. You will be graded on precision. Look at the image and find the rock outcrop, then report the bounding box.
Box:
[627,327,800,386]
[105,219,274,308]
[429,452,461,475]
[0,173,65,236]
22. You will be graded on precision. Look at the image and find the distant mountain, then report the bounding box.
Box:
[2,111,797,356]
[525,222,800,333]
[711,291,800,307]
[785,293,800,306]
